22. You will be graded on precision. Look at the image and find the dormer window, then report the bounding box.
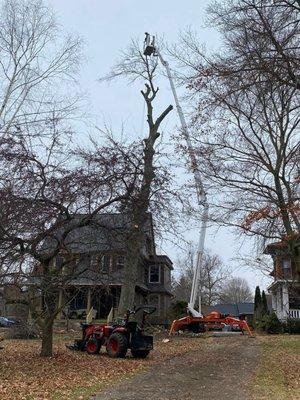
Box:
[149,265,160,283]
[116,255,125,268]
[282,259,291,279]
[101,255,110,273]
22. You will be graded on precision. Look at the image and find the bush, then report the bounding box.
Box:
[256,312,283,334]
[169,300,188,320]
[283,319,300,334]
[6,322,40,339]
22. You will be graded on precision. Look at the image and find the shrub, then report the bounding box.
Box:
[6,322,40,339]
[283,318,300,334]
[256,312,283,334]
[169,300,188,319]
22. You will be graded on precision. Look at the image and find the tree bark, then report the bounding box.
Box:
[40,319,54,357]
[118,228,143,315]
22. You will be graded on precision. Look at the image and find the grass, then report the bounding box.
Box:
[252,335,300,400]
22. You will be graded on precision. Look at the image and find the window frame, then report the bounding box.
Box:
[281,258,292,279]
[116,255,125,268]
[101,254,111,273]
[149,264,160,284]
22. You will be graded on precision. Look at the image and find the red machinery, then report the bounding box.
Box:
[67,306,156,358]
[169,311,254,337]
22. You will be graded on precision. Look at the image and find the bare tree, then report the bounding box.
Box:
[173,244,229,306]
[273,1,300,13]
[219,277,253,304]
[170,2,300,274]
[0,128,144,356]
[202,1,300,90]
[103,40,173,315]
[0,0,82,139]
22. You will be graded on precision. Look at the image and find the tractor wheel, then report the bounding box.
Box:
[131,349,150,359]
[86,338,101,355]
[106,333,128,358]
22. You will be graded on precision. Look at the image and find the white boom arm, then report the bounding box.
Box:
[144,34,209,317]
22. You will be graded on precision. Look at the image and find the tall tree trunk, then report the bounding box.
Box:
[118,228,143,315]
[40,318,54,357]
[117,82,173,316]
[39,264,57,357]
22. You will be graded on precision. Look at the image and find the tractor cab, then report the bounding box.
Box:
[143,32,156,56]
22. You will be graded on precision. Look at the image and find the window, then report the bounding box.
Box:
[282,259,292,279]
[116,255,125,268]
[149,265,160,283]
[101,255,111,273]
[90,254,98,270]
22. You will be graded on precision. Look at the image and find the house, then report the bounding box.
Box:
[203,303,255,326]
[38,213,173,324]
[264,239,300,321]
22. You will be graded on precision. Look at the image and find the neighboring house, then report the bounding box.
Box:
[264,239,300,321]
[203,303,255,326]
[0,284,28,319]
[37,213,173,324]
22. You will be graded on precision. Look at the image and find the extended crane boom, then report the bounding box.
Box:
[143,33,209,317]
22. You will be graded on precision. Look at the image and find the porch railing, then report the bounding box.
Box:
[288,309,300,319]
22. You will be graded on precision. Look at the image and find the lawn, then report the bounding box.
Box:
[1,331,299,400]
[251,335,300,400]
[0,331,209,400]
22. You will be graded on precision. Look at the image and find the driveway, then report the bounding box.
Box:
[92,336,260,400]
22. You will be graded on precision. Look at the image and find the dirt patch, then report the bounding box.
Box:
[93,336,260,400]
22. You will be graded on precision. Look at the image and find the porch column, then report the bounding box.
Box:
[282,284,289,321]
[271,290,276,311]
[86,287,92,314]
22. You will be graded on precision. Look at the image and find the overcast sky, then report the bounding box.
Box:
[48,0,272,292]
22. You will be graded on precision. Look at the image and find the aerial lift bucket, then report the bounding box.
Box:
[143,32,156,56]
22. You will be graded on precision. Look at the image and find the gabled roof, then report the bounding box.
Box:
[42,213,155,255]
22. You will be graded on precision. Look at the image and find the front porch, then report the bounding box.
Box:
[268,280,300,321]
[57,285,121,321]
[56,284,151,322]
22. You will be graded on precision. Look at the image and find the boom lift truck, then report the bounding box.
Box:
[143,34,253,337]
